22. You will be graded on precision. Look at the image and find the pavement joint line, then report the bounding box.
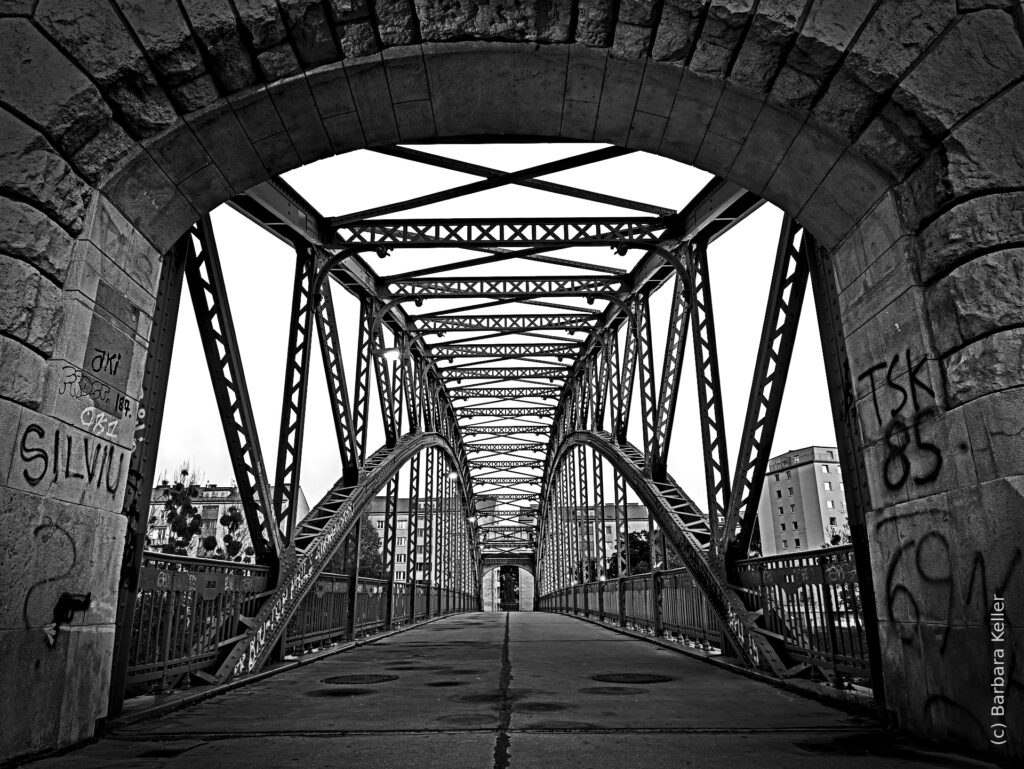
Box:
[492,612,513,769]
[547,611,883,721]
[104,613,457,734]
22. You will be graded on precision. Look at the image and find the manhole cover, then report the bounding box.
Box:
[592,673,672,684]
[322,674,399,684]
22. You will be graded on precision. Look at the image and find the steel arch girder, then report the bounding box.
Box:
[216,431,467,682]
[543,430,785,675]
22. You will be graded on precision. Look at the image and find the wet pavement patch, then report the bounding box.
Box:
[307,688,377,697]
[436,713,495,726]
[322,674,398,684]
[515,702,569,712]
[578,686,648,696]
[592,673,672,684]
[425,681,464,687]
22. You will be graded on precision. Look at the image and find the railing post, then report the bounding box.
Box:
[346,517,362,641]
[652,571,664,637]
[617,576,626,627]
[819,555,844,689]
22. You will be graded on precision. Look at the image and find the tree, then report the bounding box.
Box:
[325,510,386,579]
[604,531,652,577]
[823,521,853,548]
[156,465,204,556]
[198,504,246,561]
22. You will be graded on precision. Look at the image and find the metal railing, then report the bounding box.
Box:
[733,546,869,682]
[124,551,476,695]
[538,545,868,683]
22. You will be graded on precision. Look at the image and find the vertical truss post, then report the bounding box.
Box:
[186,216,281,566]
[352,299,373,463]
[406,451,421,622]
[616,313,639,444]
[382,473,400,627]
[594,345,610,431]
[423,448,435,616]
[606,330,622,440]
[109,235,188,717]
[806,236,887,705]
[652,268,691,481]
[567,448,580,594]
[578,447,592,593]
[635,294,658,474]
[314,277,359,484]
[372,323,398,446]
[592,450,606,585]
[440,473,449,612]
[689,240,730,554]
[391,337,405,437]
[721,216,810,560]
[404,355,420,434]
[273,246,316,544]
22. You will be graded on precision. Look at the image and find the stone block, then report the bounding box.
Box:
[307,62,359,117]
[145,122,212,185]
[689,0,756,77]
[926,250,1024,355]
[178,162,235,215]
[659,71,723,164]
[811,68,880,140]
[761,121,843,217]
[395,100,437,141]
[321,112,365,151]
[618,0,657,26]
[729,0,809,92]
[114,0,207,86]
[799,149,887,248]
[0,337,46,408]
[345,56,400,145]
[0,256,63,355]
[945,328,1024,407]
[99,151,198,254]
[179,0,260,93]
[576,0,616,47]
[71,121,138,187]
[424,43,567,139]
[169,74,222,113]
[625,111,668,153]
[651,0,704,61]
[257,42,302,81]
[253,132,304,176]
[895,10,1024,135]
[560,99,600,141]
[611,22,653,60]
[0,198,75,283]
[594,57,646,145]
[36,0,177,138]
[268,76,334,164]
[280,0,340,66]
[0,110,91,235]
[768,64,821,110]
[635,61,683,118]
[0,18,111,157]
[186,104,268,192]
[234,0,289,49]
[918,192,1024,282]
[564,45,606,104]
[854,102,929,181]
[229,88,287,143]
[81,194,162,301]
[413,0,573,43]
[384,46,430,103]
[784,0,872,81]
[0,628,68,757]
[729,102,803,195]
[963,388,1024,483]
[339,20,380,58]
[375,0,419,45]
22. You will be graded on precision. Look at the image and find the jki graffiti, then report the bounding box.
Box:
[857,349,943,491]
[19,422,126,495]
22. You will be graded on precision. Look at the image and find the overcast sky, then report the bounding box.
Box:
[155,145,836,513]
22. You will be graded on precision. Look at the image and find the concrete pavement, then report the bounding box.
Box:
[23,612,999,768]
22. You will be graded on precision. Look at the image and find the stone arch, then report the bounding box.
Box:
[2,1,1023,762]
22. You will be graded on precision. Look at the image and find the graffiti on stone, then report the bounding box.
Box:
[22,521,76,632]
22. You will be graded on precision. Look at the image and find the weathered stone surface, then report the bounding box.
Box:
[414,0,574,43]
[783,0,871,80]
[928,250,1024,354]
[0,110,91,234]
[234,0,289,49]
[169,74,222,112]
[114,0,207,86]
[71,121,136,185]
[179,0,260,93]
[0,198,75,282]
[0,19,111,157]
[813,1,955,137]
[374,0,419,45]
[940,81,1024,201]
[575,0,615,47]
[964,389,1024,484]
[651,0,704,61]
[945,328,1024,406]
[0,256,63,355]
[327,0,372,23]
[618,0,657,26]
[0,336,46,408]
[611,22,652,59]
[257,42,303,80]
[0,0,34,13]
[895,10,1024,135]
[918,192,1024,282]
[36,0,177,138]
[268,77,333,163]
[689,0,755,77]
[339,21,380,58]
[730,0,809,91]
[186,106,267,192]
[281,0,340,66]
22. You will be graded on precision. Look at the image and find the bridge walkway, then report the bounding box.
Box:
[27,613,996,768]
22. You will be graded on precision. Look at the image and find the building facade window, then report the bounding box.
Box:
[780,523,786,531]
[829,517,837,526]
[792,521,798,530]
[827,500,835,509]
[824,481,832,491]
[377,520,384,529]
[794,538,801,547]
[776,490,782,498]
[782,541,788,550]
[397,537,405,546]
[786,470,792,479]
[397,554,405,563]
[821,464,830,473]
[787,487,793,496]
[778,507,784,515]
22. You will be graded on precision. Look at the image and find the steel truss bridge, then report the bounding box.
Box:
[110,145,878,711]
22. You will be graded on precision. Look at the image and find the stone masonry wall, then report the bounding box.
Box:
[1,0,1022,762]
